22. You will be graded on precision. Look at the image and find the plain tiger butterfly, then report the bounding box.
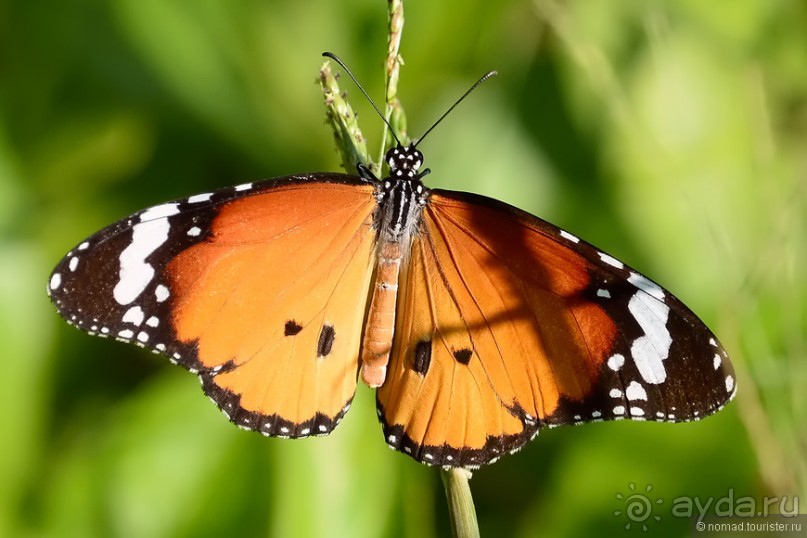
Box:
[48,54,736,469]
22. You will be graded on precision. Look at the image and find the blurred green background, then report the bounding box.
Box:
[1,0,805,536]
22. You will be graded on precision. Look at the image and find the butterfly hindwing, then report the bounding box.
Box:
[377,189,736,467]
[49,173,378,437]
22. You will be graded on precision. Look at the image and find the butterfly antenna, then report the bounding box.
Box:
[415,70,498,147]
[322,52,402,147]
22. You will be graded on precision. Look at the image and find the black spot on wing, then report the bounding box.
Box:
[317,324,335,357]
[284,320,303,336]
[414,340,432,375]
[453,348,472,365]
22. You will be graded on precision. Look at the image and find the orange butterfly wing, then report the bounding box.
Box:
[50,175,378,437]
[377,190,735,467]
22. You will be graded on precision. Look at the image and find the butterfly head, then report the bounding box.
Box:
[386,144,425,181]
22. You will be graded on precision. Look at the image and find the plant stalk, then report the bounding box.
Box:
[441,468,480,538]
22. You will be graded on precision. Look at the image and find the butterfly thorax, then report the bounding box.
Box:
[360,144,430,387]
[377,144,430,240]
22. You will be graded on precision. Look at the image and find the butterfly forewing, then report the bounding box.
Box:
[49,173,378,437]
[377,189,736,468]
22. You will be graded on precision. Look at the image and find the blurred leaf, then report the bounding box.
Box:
[0,245,53,538]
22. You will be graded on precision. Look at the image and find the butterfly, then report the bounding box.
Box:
[48,60,736,469]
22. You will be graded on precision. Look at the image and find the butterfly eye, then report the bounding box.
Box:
[386,146,405,170]
[411,150,424,171]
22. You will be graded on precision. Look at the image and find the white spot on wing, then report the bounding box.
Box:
[50,273,62,290]
[597,289,611,298]
[137,331,149,343]
[118,329,134,339]
[146,316,159,327]
[625,381,648,401]
[188,193,213,203]
[628,272,665,300]
[122,306,145,325]
[630,406,645,417]
[628,292,672,384]
[599,252,624,269]
[69,257,79,272]
[725,375,734,393]
[187,226,201,237]
[560,230,580,243]
[609,388,622,398]
[607,354,625,371]
[155,284,170,302]
[235,182,253,191]
[613,405,625,415]
[78,241,90,250]
[113,219,172,305]
[713,354,721,370]
[139,203,180,221]
[709,337,717,347]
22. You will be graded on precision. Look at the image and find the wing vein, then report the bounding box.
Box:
[426,209,546,423]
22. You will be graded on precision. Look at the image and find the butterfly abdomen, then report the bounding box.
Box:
[361,237,404,387]
[360,177,427,387]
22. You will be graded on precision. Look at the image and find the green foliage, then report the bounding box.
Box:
[319,59,371,175]
[1,0,804,536]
